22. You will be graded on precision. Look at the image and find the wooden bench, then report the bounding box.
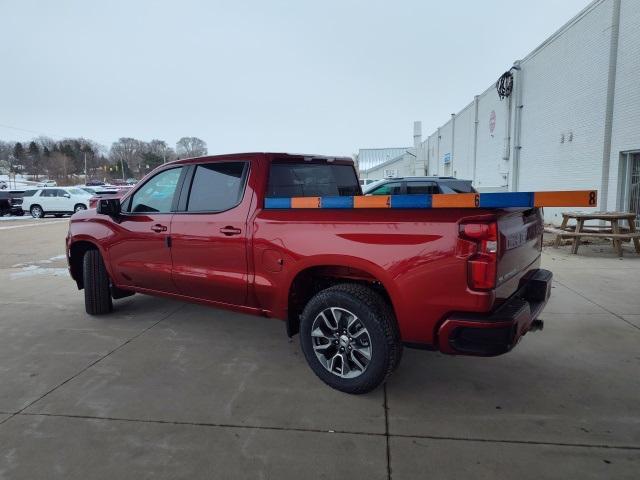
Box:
[547,211,640,257]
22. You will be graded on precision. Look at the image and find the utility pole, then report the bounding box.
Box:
[121,158,125,181]
[84,152,87,182]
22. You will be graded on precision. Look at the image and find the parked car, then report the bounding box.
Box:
[85,180,106,187]
[359,179,377,187]
[22,187,92,218]
[67,153,550,394]
[0,190,24,216]
[0,190,26,216]
[80,186,118,196]
[363,176,477,195]
[36,180,57,187]
[86,185,132,209]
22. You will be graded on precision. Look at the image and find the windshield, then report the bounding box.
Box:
[68,188,87,196]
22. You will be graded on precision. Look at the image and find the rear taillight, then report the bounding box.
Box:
[459,222,498,290]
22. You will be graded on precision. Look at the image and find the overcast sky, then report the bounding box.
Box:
[1,0,591,156]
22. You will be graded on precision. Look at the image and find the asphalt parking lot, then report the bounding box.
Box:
[0,219,639,479]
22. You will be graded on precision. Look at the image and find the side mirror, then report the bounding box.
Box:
[97,198,121,216]
[63,193,71,198]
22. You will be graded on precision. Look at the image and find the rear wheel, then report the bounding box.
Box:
[83,250,113,315]
[300,283,401,394]
[30,205,44,218]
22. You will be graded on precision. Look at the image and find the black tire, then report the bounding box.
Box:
[300,283,402,394]
[74,203,87,213]
[30,205,44,218]
[83,249,113,315]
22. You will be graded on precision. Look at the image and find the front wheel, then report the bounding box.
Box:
[300,283,401,394]
[30,205,44,218]
[74,203,87,213]
[83,250,113,315]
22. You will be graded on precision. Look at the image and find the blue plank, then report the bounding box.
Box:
[479,192,533,208]
[390,194,432,208]
[264,197,292,209]
[321,196,354,208]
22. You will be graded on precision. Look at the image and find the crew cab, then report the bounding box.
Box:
[66,153,551,393]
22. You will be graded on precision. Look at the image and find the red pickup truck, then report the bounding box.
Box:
[66,153,551,393]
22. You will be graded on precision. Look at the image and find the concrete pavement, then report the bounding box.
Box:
[0,219,638,479]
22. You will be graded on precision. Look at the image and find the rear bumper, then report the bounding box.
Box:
[438,269,552,356]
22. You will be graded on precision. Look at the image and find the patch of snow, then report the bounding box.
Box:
[10,266,69,279]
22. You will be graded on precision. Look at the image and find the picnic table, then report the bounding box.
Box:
[547,211,640,257]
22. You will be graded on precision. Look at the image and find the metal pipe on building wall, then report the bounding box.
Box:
[436,127,441,176]
[600,0,621,212]
[511,60,523,191]
[451,113,456,176]
[473,95,479,185]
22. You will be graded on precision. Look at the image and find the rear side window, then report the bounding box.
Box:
[267,163,360,197]
[406,181,439,195]
[186,162,248,212]
[441,181,476,193]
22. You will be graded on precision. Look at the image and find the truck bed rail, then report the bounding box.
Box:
[264,190,597,210]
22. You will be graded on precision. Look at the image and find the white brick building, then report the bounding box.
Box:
[360,0,640,225]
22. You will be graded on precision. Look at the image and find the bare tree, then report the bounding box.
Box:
[110,138,145,176]
[148,139,175,163]
[176,137,207,158]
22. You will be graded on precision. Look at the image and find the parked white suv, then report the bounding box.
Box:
[22,187,92,218]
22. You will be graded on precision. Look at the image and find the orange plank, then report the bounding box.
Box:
[533,190,597,207]
[291,196,321,208]
[353,195,390,208]
[432,193,479,208]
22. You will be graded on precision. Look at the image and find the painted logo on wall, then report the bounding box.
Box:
[489,110,497,134]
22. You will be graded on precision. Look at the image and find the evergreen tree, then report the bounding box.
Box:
[28,141,41,179]
[12,142,25,174]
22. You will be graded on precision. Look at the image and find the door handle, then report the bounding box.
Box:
[151,224,167,233]
[220,226,242,236]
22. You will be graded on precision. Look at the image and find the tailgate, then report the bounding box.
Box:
[495,208,544,299]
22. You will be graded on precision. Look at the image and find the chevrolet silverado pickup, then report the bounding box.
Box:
[66,153,552,393]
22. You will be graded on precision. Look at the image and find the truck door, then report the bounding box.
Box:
[170,161,251,306]
[108,167,184,292]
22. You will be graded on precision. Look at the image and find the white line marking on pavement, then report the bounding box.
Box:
[0,220,68,231]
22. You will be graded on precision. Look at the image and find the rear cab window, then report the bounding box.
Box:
[267,162,360,197]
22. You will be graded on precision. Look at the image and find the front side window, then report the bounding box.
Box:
[267,163,360,197]
[370,182,402,195]
[22,190,37,197]
[186,162,247,212]
[129,167,182,213]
